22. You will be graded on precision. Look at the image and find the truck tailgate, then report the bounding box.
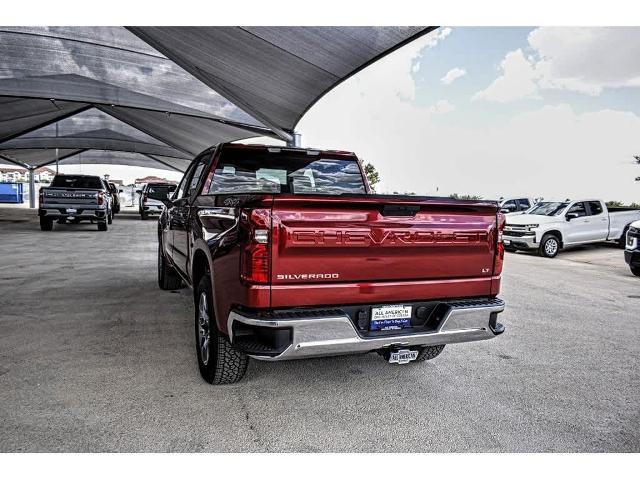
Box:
[269,195,500,306]
[42,188,99,207]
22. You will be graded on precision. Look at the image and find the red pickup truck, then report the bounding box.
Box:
[157,143,506,384]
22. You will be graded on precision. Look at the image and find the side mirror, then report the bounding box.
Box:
[118,189,123,193]
[135,189,142,194]
[162,198,174,208]
[566,212,579,221]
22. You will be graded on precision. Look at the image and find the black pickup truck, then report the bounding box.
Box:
[38,174,113,231]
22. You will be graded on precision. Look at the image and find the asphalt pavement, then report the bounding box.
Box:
[0,206,638,452]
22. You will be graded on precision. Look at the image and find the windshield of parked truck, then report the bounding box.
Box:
[50,175,103,189]
[146,184,174,200]
[207,150,367,195]
[528,202,569,216]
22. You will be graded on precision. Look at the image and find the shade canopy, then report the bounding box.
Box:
[128,27,435,140]
[0,26,436,173]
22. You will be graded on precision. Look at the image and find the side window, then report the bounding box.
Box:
[518,199,530,210]
[187,159,207,197]
[587,201,603,216]
[502,201,516,210]
[174,176,187,200]
[568,202,587,217]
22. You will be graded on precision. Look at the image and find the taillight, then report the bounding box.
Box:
[493,212,506,276]
[97,191,104,206]
[142,194,148,203]
[240,209,271,284]
[38,190,44,206]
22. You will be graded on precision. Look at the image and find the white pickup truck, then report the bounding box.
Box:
[503,199,640,257]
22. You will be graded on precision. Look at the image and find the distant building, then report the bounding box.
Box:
[134,175,177,185]
[0,167,55,183]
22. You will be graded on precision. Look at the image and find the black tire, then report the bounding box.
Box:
[414,344,445,362]
[107,210,113,224]
[158,241,182,290]
[539,233,560,258]
[141,211,148,220]
[113,204,120,214]
[195,276,248,385]
[39,217,53,231]
[631,266,640,277]
[618,226,629,249]
[97,221,108,231]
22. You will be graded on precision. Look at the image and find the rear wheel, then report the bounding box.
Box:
[539,234,560,258]
[39,217,53,231]
[107,209,113,224]
[97,221,108,231]
[141,211,148,220]
[195,276,248,384]
[631,266,640,277]
[414,344,445,362]
[158,241,182,290]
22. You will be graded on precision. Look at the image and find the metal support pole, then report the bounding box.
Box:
[28,167,36,208]
[55,122,59,174]
[286,132,302,148]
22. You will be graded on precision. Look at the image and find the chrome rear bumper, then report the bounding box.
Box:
[228,299,505,361]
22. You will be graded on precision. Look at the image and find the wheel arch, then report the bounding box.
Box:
[191,248,211,297]
[543,229,563,248]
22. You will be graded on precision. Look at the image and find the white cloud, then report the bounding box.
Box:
[348,27,452,102]
[474,27,640,102]
[440,67,466,85]
[429,99,455,114]
[472,49,541,102]
[530,27,640,95]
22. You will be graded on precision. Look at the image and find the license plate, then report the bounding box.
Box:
[370,305,412,331]
[389,349,419,364]
[67,208,77,214]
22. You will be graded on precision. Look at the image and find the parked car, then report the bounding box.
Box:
[137,183,175,220]
[499,197,537,214]
[107,182,122,214]
[158,143,506,384]
[38,174,113,231]
[503,199,640,257]
[624,220,640,276]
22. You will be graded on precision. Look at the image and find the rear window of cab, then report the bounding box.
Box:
[205,150,366,196]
